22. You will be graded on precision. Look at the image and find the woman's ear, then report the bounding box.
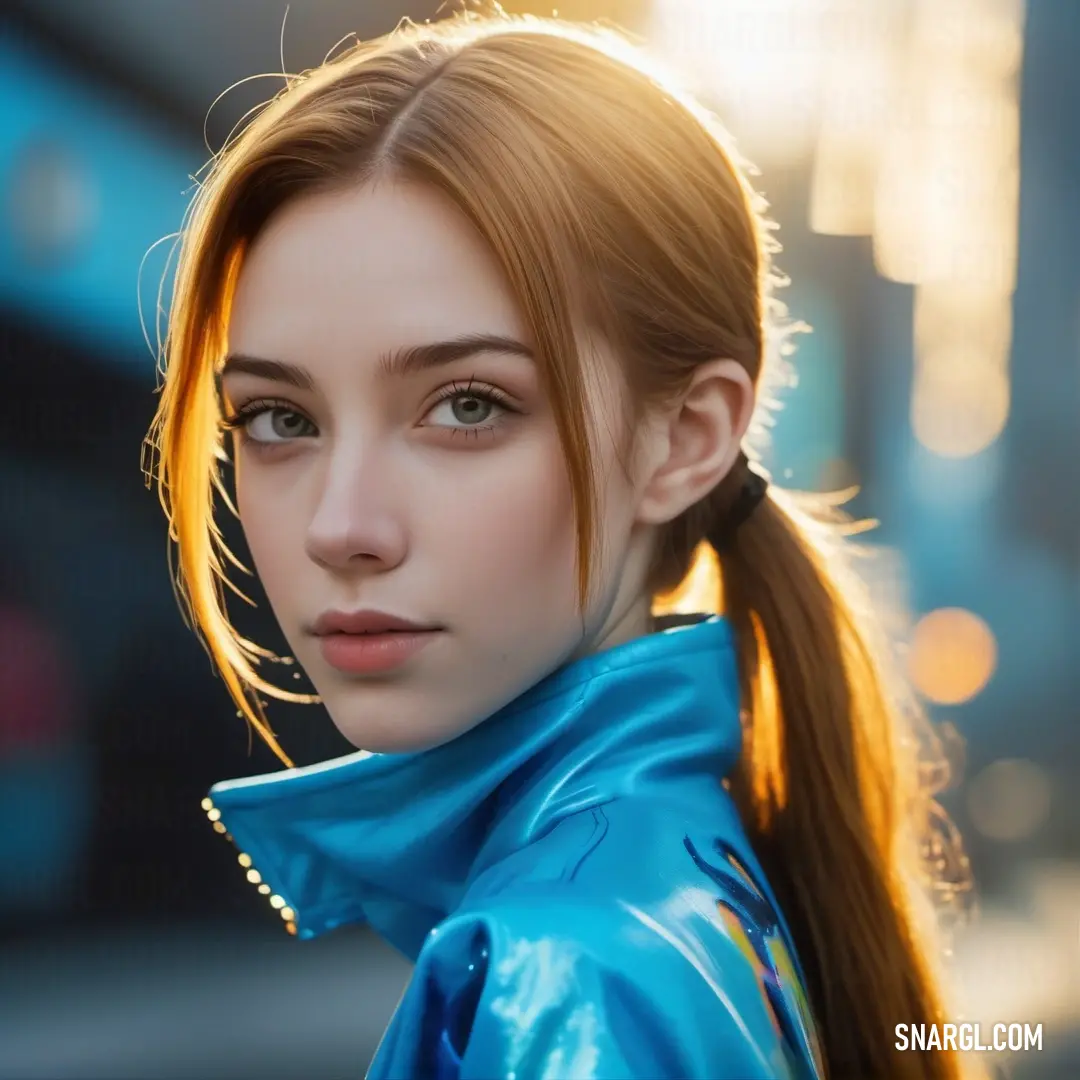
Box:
[634,359,755,527]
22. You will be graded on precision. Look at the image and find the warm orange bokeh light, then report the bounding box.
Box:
[908,607,997,705]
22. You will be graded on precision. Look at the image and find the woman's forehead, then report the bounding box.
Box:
[228,183,529,355]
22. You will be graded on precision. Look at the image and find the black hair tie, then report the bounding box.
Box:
[707,452,769,554]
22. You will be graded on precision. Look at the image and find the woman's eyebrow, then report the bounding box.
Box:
[218,355,315,390]
[378,333,534,377]
[218,333,534,389]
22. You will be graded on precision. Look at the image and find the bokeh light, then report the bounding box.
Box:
[651,0,1025,463]
[910,350,1011,457]
[648,0,834,165]
[908,607,997,704]
[967,758,1053,841]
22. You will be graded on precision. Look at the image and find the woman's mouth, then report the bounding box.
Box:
[309,609,444,675]
[316,628,442,675]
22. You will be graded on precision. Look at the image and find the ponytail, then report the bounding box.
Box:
[715,492,971,1080]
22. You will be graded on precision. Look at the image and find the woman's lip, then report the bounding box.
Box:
[310,609,440,636]
[316,629,441,675]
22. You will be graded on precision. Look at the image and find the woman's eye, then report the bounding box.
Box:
[425,392,506,429]
[244,408,316,443]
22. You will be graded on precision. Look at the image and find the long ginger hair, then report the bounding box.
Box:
[145,12,972,1078]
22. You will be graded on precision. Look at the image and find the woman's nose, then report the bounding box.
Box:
[303,449,407,572]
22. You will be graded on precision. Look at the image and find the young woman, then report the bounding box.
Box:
[146,13,971,1079]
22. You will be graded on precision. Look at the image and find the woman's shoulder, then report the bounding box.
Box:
[369,802,824,1079]
[373,883,817,1080]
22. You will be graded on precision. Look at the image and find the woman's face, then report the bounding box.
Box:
[223,180,654,751]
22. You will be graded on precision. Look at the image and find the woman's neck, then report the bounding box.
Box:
[569,591,656,663]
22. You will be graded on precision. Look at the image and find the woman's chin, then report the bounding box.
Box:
[325,704,482,756]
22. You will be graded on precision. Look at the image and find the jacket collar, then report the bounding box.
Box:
[206,614,741,957]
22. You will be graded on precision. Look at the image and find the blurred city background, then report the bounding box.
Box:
[0,0,1076,1077]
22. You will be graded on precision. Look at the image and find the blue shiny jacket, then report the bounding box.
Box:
[206,615,825,1079]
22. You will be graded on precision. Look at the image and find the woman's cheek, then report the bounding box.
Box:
[442,448,574,579]
[238,472,305,588]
